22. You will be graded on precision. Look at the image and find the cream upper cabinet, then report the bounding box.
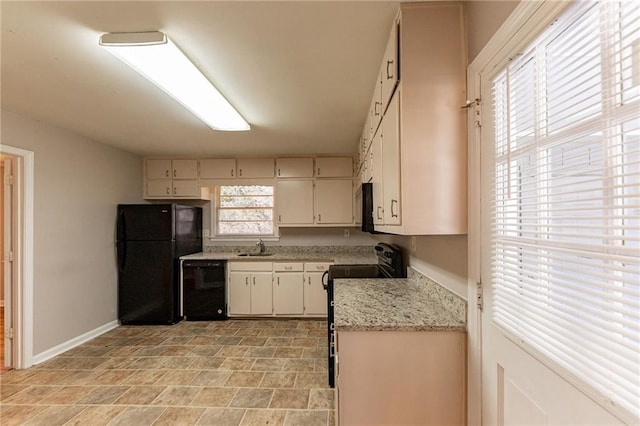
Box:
[371,129,384,225]
[276,158,314,178]
[200,158,236,179]
[380,21,399,111]
[171,159,198,179]
[381,90,401,226]
[237,158,275,178]
[144,158,203,199]
[365,3,467,235]
[315,179,354,225]
[315,157,353,178]
[276,180,314,225]
[146,159,197,179]
[146,159,172,179]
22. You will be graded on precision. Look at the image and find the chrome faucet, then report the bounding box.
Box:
[256,239,265,254]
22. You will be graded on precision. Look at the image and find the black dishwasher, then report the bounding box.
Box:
[182,260,227,321]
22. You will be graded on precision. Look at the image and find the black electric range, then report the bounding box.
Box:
[321,243,405,388]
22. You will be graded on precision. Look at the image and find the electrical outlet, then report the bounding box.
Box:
[344,229,350,238]
[411,236,417,252]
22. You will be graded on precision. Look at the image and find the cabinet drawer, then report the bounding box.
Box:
[304,262,332,272]
[273,262,304,272]
[228,262,273,272]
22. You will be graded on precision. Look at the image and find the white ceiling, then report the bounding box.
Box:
[1,1,401,157]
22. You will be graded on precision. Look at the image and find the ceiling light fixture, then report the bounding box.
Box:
[99,31,249,131]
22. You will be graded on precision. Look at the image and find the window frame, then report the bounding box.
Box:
[210,182,280,241]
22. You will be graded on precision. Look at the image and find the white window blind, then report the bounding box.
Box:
[491,0,640,422]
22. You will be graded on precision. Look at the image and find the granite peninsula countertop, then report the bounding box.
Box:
[334,269,467,332]
[180,245,378,265]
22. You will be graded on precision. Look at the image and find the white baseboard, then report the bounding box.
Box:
[31,320,119,365]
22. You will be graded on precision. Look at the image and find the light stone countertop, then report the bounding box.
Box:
[180,246,378,265]
[334,269,467,332]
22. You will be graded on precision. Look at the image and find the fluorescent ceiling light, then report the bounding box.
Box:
[100,31,249,131]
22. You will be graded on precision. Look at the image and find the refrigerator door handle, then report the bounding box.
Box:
[117,209,127,242]
[117,241,126,272]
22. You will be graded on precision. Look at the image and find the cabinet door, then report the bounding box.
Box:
[315,157,353,178]
[276,180,314,224]
[273,272,304,315]
[172,159,198,179]
[237,158,275,178]
[371,129,384,225]
[146,159,172,179]
[276,158,314,178]
[251,272,273,315]
[172,180,200,198]
[304,272,328,315]
[200,159,236,178]
[382,90,401,225]
[228,272,251,315]
[146,179,172,198]
[315,180,354,225]
[381,21,399,110]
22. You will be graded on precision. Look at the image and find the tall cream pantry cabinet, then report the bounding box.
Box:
[362,2,467,235]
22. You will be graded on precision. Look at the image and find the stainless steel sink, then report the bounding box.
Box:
[237,253,274,257]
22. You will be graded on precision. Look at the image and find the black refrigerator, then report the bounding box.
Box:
[116,204,202,325]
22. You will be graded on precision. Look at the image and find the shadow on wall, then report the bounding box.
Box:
[377,234,468,293]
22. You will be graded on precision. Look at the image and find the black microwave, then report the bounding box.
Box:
[358,182,381,234]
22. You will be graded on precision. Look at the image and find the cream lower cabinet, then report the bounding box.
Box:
[228,262,273,315]
[335,330,466,425]
[273,263,304,315]
[303,263,331,316]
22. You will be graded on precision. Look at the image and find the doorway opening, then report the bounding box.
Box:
[0,144,34,370]
[1,153,17,374]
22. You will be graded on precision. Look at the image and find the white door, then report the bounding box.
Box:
[2,156,13,368]
[477,2,633,424]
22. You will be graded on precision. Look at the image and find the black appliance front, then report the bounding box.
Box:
[117,204,202,325]
[183,260,227,321]
[324,243,405,388]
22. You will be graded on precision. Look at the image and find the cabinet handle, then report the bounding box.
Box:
[386,60,394,79]
[374,101,380,116]
[245,277,249,285]
[277,168,281,176]
[166,187,170,195]
[277,277,280,285]
[253,277,256,285]
[173,187,177,195]
[165,169,170,177]
[317,167,321,176]
[239,169,243,177]
[377,206,383,220]
[308,277,311,284]
[173,169,177,178]
[318,214,321,222]
[278,214,282,223]
[231,169,234,177]
[391,199,398,218]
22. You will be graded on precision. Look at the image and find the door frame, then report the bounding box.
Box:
[466,1,571,424]
[0,145,35,369]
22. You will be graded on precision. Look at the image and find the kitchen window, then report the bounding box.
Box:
[491,0,639,421]
[214,185,275,237]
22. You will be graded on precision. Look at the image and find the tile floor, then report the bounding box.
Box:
[0,319,334,425]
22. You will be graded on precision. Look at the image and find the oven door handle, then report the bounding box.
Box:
[322,270,329,290]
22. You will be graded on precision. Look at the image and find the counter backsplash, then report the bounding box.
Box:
[204,245,375,255]
[408,268,467,324]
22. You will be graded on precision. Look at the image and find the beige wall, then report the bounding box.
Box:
[1,109,143,355]
[466,0,520,63]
